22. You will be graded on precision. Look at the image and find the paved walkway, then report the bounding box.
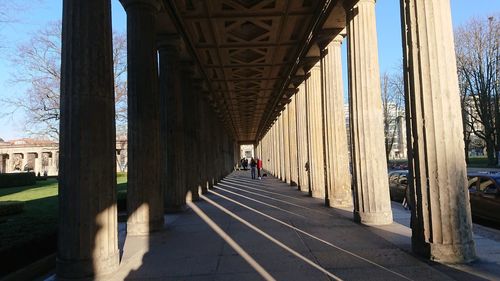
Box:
[107,171,499,281]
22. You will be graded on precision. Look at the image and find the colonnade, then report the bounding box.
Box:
[0,150,58,175]
[56,0,476,279]
[257,0,475,265]
[57,0,237,279]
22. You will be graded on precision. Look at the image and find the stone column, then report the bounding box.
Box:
[279,115,285,181]
[35,151,43,175]
[271,122,277,177]
[275,122,280,178]
[165,57,187,211]
[270,126,275,175]
[157,38,185,212]
[207,104,216,189]
[198,97,209,194]
[306,64,326,199]
[288,95,299,186]
[323,34,353,208]
[401,0,475,262]
[346,0,392,225]
[296,83,309,192]
[283,105,291,184]
[205,111,215,188]
[121,0,164,235]
[57,0,118,278]
[213,120,222,182]
[181,66,200,202]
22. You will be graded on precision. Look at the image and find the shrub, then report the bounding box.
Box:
[0,173,36,188]
[0,201,25,216]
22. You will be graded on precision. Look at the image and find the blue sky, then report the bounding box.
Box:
[0,0,498,140]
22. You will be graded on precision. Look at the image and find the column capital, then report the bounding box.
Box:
[157,34,181,48]
[331,31,346,45]
[120,0,161,12]
[343,0,376,11]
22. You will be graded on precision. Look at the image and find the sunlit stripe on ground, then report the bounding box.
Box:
[207,190,414,281]
[199,194,344,281]
[214,183,307,219]
[223,177,317,204]
[186,200,277,281]
[217,181,336,218]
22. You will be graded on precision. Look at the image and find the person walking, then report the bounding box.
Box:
[250,157,257,179]
[257,157,263,179]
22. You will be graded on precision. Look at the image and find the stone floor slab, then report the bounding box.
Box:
[63,171,500,281]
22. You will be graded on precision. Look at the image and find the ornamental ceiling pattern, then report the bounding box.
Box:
[170,0,326,142]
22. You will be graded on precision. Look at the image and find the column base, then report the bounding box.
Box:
[329,198,353,208]
[429,240,476,264]
[164,204,187,214]
[311,190,324,199]
[127,218,164,236]
[200,183,209,194]
[354,209,393,225]
[186,189,200,202]
[56,251,119,281]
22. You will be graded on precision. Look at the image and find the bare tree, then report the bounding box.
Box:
[456,15,499,165]
[0,1,42,48]
[1,21,127,139]
[382,70,405,162]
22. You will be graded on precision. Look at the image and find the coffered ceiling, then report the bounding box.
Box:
[161,0,346,143]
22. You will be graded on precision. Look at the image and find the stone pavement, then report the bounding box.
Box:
[104,171,499,280]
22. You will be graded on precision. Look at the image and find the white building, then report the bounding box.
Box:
[0,138,129,175]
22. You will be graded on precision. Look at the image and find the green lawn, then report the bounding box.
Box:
[468,156,491,168]
[0,179,59,250]
[0,174,128,251]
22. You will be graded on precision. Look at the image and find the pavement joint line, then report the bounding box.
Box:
[207,189,414,281]
[290,220,331,281]
[216,181,336,217]
[199,193,345,281]
[187,200,277,281]
[215,183,308,219]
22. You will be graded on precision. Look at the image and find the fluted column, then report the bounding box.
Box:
[58,0,118,278]
[288,95,299,186]
[306,64,326,199]
[323,34,353,208]
[346,0,392,225]
[181,67,200,202]
[278,115,285,180]
[122,0,164,234]
[158,39,186,211]
[296,83,309,192]
[206,112,216,188]
[198,98,209,194]
[274,124,278,176]
[401,0,475,262]
[283,105,291,184]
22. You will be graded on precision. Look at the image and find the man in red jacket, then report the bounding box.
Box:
[257,157,263,180]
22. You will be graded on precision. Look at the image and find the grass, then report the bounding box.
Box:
[0,179,59,250]
[468,156,492,168]
[117,172,127,203]
[0,173,128,252]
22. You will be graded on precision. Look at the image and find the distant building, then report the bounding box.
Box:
[0,138,128,175]
[240,144,254,160]
[345,103,407,160]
